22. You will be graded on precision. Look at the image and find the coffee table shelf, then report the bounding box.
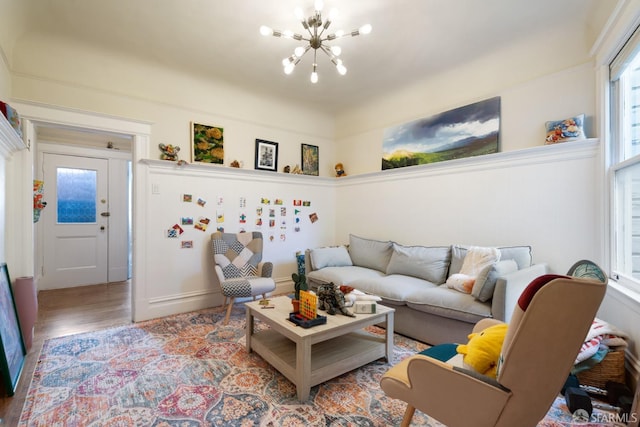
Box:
[245,296,394,400]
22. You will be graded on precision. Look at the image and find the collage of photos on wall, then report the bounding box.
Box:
[165,193,318,247]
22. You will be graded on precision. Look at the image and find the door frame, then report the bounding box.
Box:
[11,101,151,322]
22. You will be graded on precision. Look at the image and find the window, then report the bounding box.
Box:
[56,167,97,223]
[611,25,640,288]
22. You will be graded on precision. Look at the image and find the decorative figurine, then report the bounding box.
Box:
[159,143,180,161]
[335,162,347,177]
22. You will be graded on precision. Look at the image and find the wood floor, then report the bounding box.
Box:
[0,281,131,426]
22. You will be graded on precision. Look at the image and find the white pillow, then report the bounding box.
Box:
[446,246,500,293]
[310,246,353,270]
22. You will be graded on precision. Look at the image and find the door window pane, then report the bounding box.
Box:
[57,167,97,223]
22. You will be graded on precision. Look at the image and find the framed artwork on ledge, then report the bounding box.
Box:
[301,143,319,176]
[255,139,279,172]
[0,263,26,396]
[191,122,224,164]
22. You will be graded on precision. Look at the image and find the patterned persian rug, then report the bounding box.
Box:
[19,304,614,426]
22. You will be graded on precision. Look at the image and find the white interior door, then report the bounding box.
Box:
[41,153,109,288]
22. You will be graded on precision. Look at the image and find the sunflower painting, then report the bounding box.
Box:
[191,122,224,164]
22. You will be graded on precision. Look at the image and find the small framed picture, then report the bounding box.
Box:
[255,139,279,172]
[191,122,224,164]
[301,143,319,176]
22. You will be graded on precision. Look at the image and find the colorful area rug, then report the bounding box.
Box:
[19,304,616,426]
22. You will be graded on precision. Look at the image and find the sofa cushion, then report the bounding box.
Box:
[472,259,519,302]
[309,246,352,270]
[349,274,439,306]
[386,244,450,284]
[348,234,393,272]
[307,266,385,287]
[406,285,492,323]
[450,245,532,275]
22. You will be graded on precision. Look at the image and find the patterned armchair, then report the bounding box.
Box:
[211,231,276,324]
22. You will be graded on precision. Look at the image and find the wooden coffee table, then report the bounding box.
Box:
[245,295,395,400]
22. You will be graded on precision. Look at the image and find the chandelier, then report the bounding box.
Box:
[259,0,372,83]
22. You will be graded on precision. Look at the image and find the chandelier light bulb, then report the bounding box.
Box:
[294,7,304,20]
[359,24,372,35]
[311,71,318,83]
[330,46,342,56]
[284,63,295,75]
[260,26,273,36]
[334,30,344,38]
[336,63,347,75]
[282,56,293,67]
[294,46,306,57]
[314,0,324,12]
[283,29,294,38]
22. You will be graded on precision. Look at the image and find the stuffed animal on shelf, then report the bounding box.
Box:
[317,283,355,317]
[456,323,508,378]
[159,143,180,161]
[335,162,347,177]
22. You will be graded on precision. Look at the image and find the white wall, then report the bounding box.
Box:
[137,161,336,320]
[10,33,336,174]
[0,47,10,264]
[335,140,600,274]
[333,62,596,176]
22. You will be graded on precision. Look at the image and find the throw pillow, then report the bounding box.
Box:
[385,243,451,284]
[446,246,500,293]
[348,234,393,272]
[310,246,353,270]
[472,259,519,302]
[545,114,586,145]
[450,245,531,274]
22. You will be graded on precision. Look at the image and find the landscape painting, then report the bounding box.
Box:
[382,97,500,170]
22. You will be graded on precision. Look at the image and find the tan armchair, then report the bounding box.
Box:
[380,274,607,427]
[211,231,276,324]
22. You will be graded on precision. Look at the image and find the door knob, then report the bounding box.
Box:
[100,226,105,231]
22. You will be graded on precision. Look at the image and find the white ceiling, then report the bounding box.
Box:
[21,0,615,120]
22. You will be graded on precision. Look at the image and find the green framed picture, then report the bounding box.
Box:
[191,122,224,164]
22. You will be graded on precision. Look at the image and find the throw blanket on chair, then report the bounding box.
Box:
[574,317,628,364]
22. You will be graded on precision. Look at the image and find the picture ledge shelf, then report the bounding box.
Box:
[140,138,599,182]
[0,114,26,158]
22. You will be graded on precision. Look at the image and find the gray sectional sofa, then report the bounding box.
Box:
[305,234,548,345]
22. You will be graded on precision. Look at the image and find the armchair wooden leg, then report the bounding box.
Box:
[224,297,235,325]
[401,404,415,427]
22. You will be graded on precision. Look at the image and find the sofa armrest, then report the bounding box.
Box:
[491,263,548,322]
